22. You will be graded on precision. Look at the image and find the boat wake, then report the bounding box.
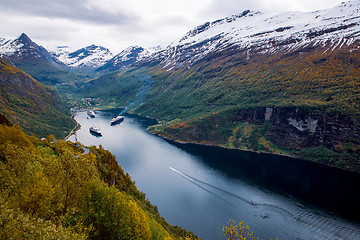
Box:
[169,167,360,239]
[170,167,254,206]
[170,167,236,208]
[170,167,287,210]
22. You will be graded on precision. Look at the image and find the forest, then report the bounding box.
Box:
[0,116,198,240]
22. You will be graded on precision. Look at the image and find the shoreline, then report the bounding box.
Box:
[152,131,301,160]
[149,128,360,175]
[65,107,360,174]
[63,122,81,141]
[63,110,81,141]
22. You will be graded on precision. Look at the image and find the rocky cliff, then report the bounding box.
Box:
[150,107,360,172]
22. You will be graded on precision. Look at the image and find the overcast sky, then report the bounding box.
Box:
[0,0,346,53]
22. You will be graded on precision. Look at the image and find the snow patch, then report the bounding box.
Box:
[0,37,24,57]
[153,0,360,70]
[51,45,113,68]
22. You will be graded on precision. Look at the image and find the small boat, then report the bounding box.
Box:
[110,115,124,125]
[87,109,95,118]
[89,126,102,136]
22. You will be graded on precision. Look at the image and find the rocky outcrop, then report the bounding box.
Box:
[231,107,360,153]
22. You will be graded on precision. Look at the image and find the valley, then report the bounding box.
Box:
[66,109,360,240]
[1,2,359,171]
[1,1,360,239]
[78,2,360,172]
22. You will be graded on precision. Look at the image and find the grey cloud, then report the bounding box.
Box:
[202,0,263,19]
[1,0,138,25]
[203,0,344,18]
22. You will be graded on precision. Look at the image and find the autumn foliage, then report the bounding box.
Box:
[0,122,198,239]
[222,219,277,240]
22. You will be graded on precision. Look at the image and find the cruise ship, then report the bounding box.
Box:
[87,109,95,118]
[89,127,102,136]
[110,115,124,125]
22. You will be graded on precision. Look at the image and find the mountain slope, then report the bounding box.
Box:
[149,1,360,70]
[84,0,360,116]
[0,57,76,138]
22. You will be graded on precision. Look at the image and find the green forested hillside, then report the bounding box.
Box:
[139,42,360,118]
[11,58,88,87]
[81,67,153,109]
[0,120,198,240]
[82,42,360,118]
[0,57,76,138]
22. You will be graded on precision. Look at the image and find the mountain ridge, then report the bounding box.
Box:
[0,33,160,80]
[0,33,90,87]
[146,0,360,70]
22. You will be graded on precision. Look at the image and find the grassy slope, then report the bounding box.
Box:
[0,58,76,138]
[12,56,91,87]
[85,41,360,119]
[139,43,360,118]
[81,67,154,109]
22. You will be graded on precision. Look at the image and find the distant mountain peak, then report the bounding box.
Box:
[15,33,41,52]
[0,33,56,67]
[178,10,260,43]
[96,45,153,73]
[18,33,31,42]
[52,44,113,69]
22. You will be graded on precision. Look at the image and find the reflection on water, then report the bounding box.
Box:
[69,109,360,240]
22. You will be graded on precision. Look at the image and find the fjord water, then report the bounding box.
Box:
[69,109,360,240]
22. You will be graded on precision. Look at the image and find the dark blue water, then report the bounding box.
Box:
[69,109,360,240]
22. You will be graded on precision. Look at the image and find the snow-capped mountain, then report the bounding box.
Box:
[0,33,56,65]
[148,0,360,70]
[97,46,156,72]
[0,33,72,86]
[0,33,154,75]
[0,36,24,57]
[52,44,113,69]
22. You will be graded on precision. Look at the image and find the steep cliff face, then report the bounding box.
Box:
[150,107,360,172]
[262,108,360,152]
